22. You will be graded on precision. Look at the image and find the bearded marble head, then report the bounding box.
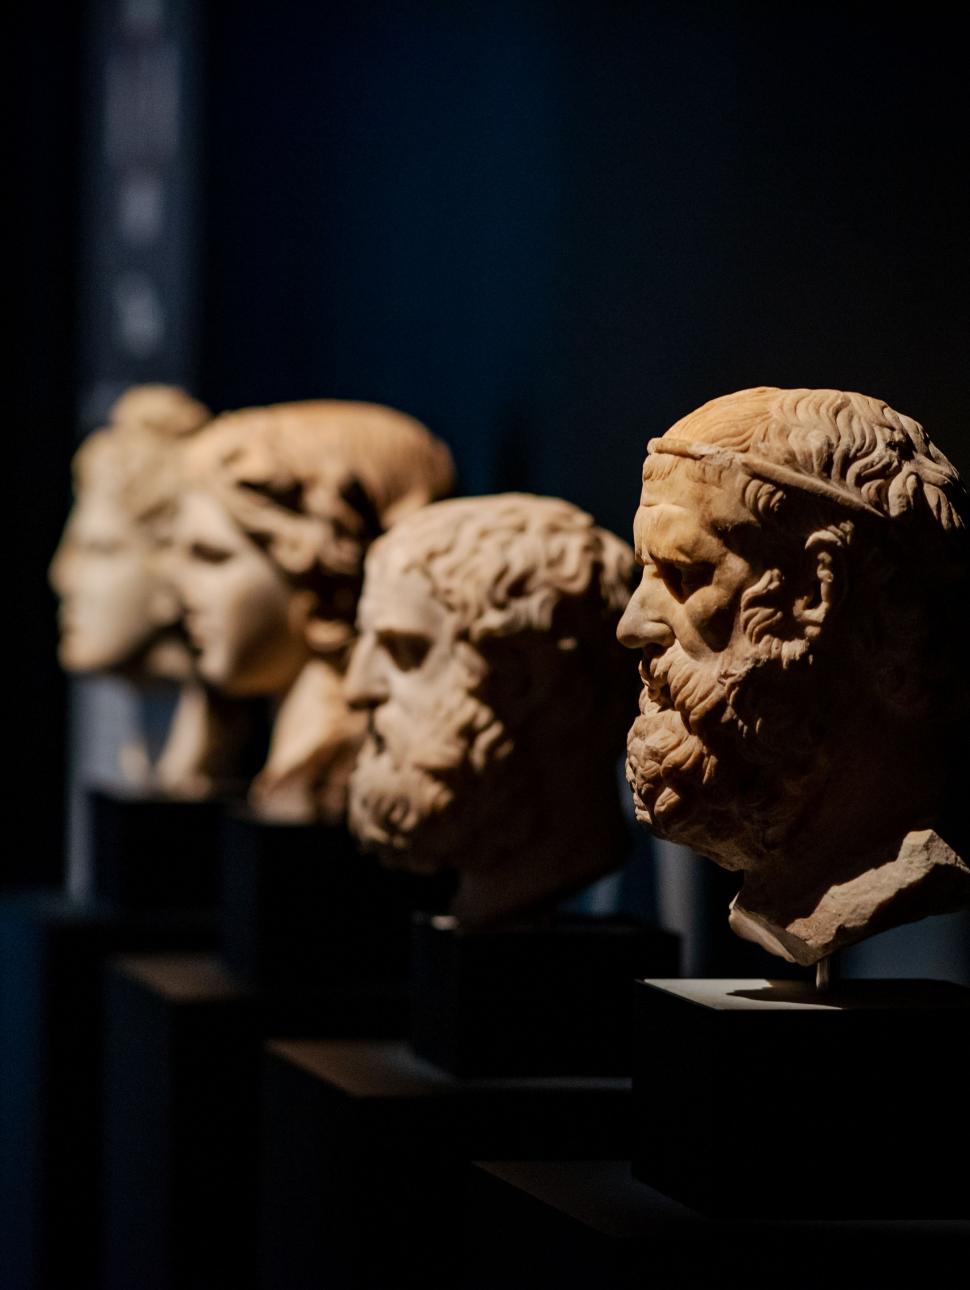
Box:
[346,493,638,923]
[618,387,970,964]
[173,399,455,821]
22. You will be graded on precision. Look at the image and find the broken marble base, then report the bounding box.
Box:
[633,977,970,1218]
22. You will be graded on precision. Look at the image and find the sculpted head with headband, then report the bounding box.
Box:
[618,387,970,963]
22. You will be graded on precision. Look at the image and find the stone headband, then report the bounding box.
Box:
[645,438,885,520]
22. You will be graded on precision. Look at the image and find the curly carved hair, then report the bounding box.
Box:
[650,386,966,534]
[366,494,637,749]
[372,493,635,642]
[72,385,211,534]
[184,400,454,584]
[646,387,970,724]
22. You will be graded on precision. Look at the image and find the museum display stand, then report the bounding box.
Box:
[0,786,223,1290]
[455,973,970,1290]
[630,975,970,1218]
[258,912,678,1290]
[100,807,448,1290]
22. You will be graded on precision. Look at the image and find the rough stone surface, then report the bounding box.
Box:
[49,384,250,798]
[173,399,454,822]
[347,493,637,922]
[618,386,970,962]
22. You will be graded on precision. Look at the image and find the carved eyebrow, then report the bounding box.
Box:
[634,508,722,564]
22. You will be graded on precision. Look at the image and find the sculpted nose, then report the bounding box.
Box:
[616,580,676,652]
[344,635,389,710]
[48,541,69,595]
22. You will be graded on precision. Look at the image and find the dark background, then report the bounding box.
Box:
[11,0,970,897]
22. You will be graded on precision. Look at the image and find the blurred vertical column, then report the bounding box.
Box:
[70,0,203,898]
[0,8,207,1290]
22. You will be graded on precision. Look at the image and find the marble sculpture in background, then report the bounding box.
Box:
[174,399,454,823]
[618,386,970,964]
[49,385,254,797]
[346,493,638,922]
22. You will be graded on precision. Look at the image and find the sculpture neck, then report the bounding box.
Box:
[250,656,366,823]
[450,751,628,925]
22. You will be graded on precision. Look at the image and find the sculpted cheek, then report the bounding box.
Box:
[684,584,737,653]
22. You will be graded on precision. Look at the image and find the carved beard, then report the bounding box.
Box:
[625,577,823,869]
[348,681,514,875]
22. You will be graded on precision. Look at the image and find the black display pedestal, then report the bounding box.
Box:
[259,911,675,1288]
[261,1040,631,1290]
[220,809,451,992]
[90,785,223,910]
[0,787,222,1290]
[632,977,970,1219]
[411,913,679,1075]
[101,812,449,1290]
[460,1161,970,1290]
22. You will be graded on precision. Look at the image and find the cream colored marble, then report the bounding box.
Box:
[346,493,637,922]
[618,387,970,964]
[173,399,454,823]
[49,386,250,798]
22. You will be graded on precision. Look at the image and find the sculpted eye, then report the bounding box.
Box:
[654,558,714,602]
[190,541,232,564]
[378,630,431,671]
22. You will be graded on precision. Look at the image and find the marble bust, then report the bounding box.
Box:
[173,399,454,823]
[618,387,970,964]
[346,493,638,922]
[49,385,252,797]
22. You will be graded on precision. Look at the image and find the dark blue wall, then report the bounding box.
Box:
[200,0,970,541]
[196,2,970,978]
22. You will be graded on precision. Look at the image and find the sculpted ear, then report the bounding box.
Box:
[791,529,847,637]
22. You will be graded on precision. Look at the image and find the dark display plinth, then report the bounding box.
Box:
[220,809,452,993]
[100,827,451,1290]
[100,950,418,1290]
[260,1040,631,1290]
[632,977,970,1219]
[102,955,259,1290]
[0,896,212,1290]
[90,786,224,912]
[412,913,679,1076]
[461,1161,970,1290]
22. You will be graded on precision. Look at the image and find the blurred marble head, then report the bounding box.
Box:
[618,387,970,962]
[173,399,454,821]
[175,399,454,696]
[347,493,638,922]
[50,385,211,675]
